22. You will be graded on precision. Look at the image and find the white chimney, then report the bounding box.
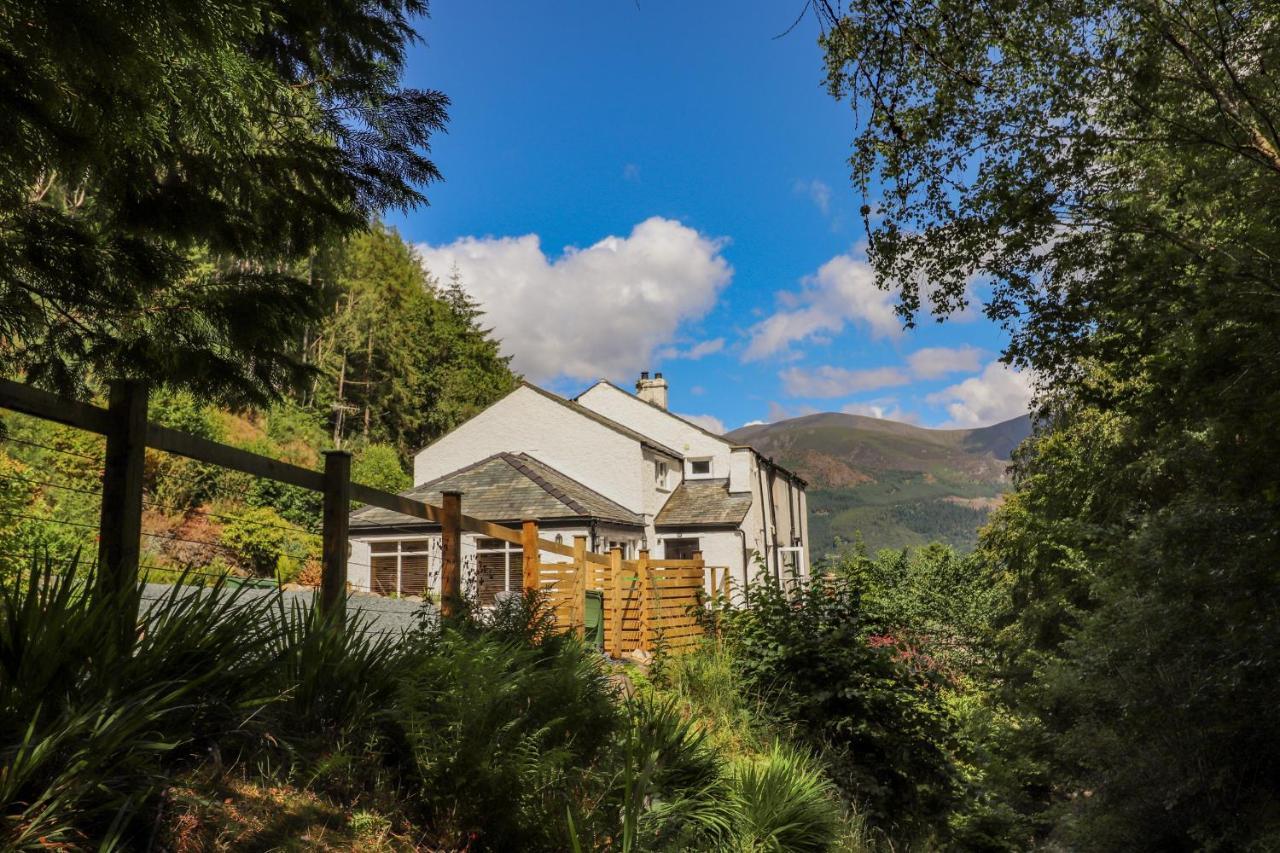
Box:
[636,371,669,409]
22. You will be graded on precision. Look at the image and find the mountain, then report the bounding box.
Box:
[726,413,1032,559]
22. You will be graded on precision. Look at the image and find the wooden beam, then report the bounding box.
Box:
[320,450,351,624]
[97,380,147,652]
[0,376,112,434]
[573,535,587,640]
[521,520,539,592]
[440,491,462,618]
[349,483,442,523]
[609,548,624,658]
[637,549,651,654]
[148,422,324,491]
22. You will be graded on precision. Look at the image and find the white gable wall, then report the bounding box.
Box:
[578,382,732,481]
[413,385,648,513]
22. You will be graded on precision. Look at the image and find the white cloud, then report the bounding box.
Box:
[658,337,725,361]
[905,345,986,379]
[622,163,641,182]
[416,217,731,383]
[926,361,1035,427]
[840,400,920,424]
[793,178,833,216]
[742,253,899,361]
[677,413,726,435]
[779,365,911,398]
[740,419,766,428]
[690,385,706,396]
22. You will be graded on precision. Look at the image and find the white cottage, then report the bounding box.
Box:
[346,373,808,603]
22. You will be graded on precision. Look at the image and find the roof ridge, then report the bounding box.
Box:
[499,454,591,516]
[511,453,644,520]
[408,452,509,494]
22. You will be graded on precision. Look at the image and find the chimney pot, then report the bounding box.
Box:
[640,370,650,380]
[655,372,663,379]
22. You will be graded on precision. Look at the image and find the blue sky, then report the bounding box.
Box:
[389,0,1032,433]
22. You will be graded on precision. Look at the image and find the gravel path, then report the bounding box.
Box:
[141,583,431,637]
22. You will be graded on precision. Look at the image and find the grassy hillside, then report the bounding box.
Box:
[727,413,1031,557]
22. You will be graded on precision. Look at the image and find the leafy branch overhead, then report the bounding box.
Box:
[819,0,1280,380]
[0,0,448,404]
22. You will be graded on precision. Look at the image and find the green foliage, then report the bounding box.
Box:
[726,743,843,853]
[394,628,617,849]
[841,543,1004,673]
[306,225,517,455]
[218,505,316,581]
[721,571,958,840]
[352,443,410,493]
[1,0,448,404]
[0,561,286,847]
[821,0,1280,846]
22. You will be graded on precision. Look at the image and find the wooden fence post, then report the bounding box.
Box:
[97,380,147,651]
[320,450,351,624]
[637,549,651,654]
[440,490,462,618]
[573,535,587,640]
[521,519,539,592]
[609,547,623,658]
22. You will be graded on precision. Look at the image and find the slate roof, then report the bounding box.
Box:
[349,452,645,530]
[654,479,753,528]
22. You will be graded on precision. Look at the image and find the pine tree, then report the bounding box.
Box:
[0,0,448,404]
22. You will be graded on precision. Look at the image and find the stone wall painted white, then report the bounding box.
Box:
[578,382,730,477]
[348,539,371,592]
[413,385,648,512]
[728,446,753,494]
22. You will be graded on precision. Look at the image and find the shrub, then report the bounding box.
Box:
[392,629,618,850]
[727,742,843,853]
[721,570,958,840]
[352,443,410,493]
[218,505,317,581]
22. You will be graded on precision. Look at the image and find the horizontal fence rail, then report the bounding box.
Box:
[0,378,709,654]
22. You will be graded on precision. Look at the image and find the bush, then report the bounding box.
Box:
[727,743,843,853]
[218,505,317,581]
[352,443,410,493]
[721,570,958,841]
[393,628,618,850]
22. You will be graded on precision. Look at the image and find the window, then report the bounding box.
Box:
[655,460,670,490]
[604,539,633,558]
[688,458,712,477]
[370,539,434,598]
[474,537,522,606]
[664,538,701,560]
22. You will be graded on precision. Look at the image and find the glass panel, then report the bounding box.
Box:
[475,551,505,606]
[476,537,505,552]
[400,552,431,597]
[665,538,700,560]
[371,554,399,595]
[370,541,399,554]
[398,538,432,555]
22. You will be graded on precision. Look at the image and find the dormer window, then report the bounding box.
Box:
[688,458,712,478]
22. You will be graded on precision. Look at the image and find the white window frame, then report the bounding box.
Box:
[370,537,435,597]
[687,457,713,479]
[655,460,671,491]
[777,545,807,585]
[475,537,522,597]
